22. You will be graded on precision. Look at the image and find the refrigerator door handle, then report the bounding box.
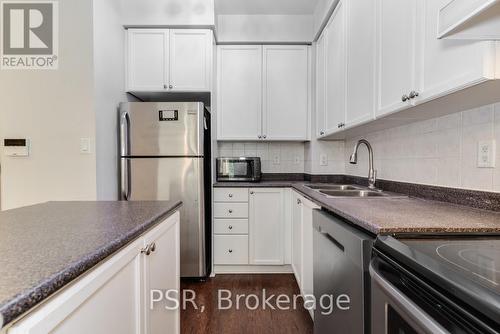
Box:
[120,111,130,157]
[121,158,131,200]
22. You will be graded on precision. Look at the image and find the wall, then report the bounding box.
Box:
[216,15,314,42]
[345,103,500,192]
[93,0,130,200]
[120,0,215,27]
[0,0,96,210]
[217,142,306,174]
[312,0,338,39]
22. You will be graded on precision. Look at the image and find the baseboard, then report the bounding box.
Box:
[214,265,294,274]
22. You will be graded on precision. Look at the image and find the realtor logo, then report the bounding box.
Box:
[1,1,58,69]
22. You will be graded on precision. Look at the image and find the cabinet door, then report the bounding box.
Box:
[417,0,496,104]
[127,29,168,92]
[375,0,419,117]
[316,32,327,138]
[8,242,143,334]
[291,192,303,285]
[324,1,347,134]
[217,46,263,140]
[301,198,319,320]
[169,29,211,92]
[249,188,285,265]
[262,46,309,140]
[143,213,180,334]
[345,0,376,128]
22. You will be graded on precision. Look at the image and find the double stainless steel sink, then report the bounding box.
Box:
[305,184,400,198]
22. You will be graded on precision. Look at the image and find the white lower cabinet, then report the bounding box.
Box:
[291,191,320,319]
[249,188,285,265]
[213,188,250,266]
[214,188,288,270]
[8,212,180,334]
[214,235,249,265]
[142,215,180,334]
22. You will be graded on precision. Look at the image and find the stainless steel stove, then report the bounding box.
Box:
[371,236,500,334]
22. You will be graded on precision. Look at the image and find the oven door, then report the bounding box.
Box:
[370,257,449,334]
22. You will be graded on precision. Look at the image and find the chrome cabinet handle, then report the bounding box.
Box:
[228,225,233,230]
[169,85,173,89]
[258,135,262,139]
[320,131,325,136]
[141,244,152,256]
[163,84,167,89]
[409,91,419,99]
[250,191,254,195]
[228,194,233,198]
[228,249,233,253]
[402,94,410,102]
[263,135,267,139]
[297,199,302,205]
[228,209,233,213]
[150,242,156,253]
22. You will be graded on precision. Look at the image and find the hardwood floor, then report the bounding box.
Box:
[181,274,314,334]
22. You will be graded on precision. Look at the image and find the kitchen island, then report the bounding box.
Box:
[0,200,181,333]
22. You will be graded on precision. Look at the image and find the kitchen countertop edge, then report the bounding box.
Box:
[0,200,182,330]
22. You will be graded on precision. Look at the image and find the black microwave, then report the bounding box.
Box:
[216,157,262,182]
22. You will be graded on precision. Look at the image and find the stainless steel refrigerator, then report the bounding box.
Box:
[119,102,211,278]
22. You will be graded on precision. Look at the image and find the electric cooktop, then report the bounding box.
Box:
[375,236,500,329]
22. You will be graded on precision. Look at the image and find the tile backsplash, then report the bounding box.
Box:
[217,103,500,193]
[345,103,500,192]
[217,142,306,173]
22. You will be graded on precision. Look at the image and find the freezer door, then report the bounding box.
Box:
[120,102,204,157]
[123,157,206,277]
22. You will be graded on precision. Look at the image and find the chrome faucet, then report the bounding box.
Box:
[349,139,377,189]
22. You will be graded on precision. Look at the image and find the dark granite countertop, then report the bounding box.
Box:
[214,181,500,235]
[0,200,181,329]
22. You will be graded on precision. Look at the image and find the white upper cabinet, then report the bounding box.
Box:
[374,0,499,119]
[217,45,263,140]
[345,0,376,128]
[249,188,285,265]
[375,0,419,118]
[126,29,212,92]
[324,2,347,134]
[417,0,498,104]
[127,29,168,92]
[315,33,327,137]
[263,46,310,140]
[168,30,212,92]
[217,45,311,141]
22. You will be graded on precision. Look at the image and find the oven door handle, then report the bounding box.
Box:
[369,263,449,334]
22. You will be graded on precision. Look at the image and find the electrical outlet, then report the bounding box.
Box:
[477,140,496,168]
[80,138,92,154]
[293,156,300,165]
[320,154,328,166]
[273,155,280,165]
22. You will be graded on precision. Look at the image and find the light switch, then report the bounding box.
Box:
[80,138,92,154]
[477,140,495,168]
[320,154,328,166]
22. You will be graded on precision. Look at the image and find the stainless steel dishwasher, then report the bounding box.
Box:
[313,210,374,334]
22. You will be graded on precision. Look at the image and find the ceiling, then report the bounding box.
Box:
[215,0,319,15]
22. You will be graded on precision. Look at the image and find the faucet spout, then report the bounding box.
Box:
[350,139,377,189]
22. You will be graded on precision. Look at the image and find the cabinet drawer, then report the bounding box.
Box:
[214,188,248,202]
[214,235,249,265]
[214,203,248,218]
[214,219,249,235]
